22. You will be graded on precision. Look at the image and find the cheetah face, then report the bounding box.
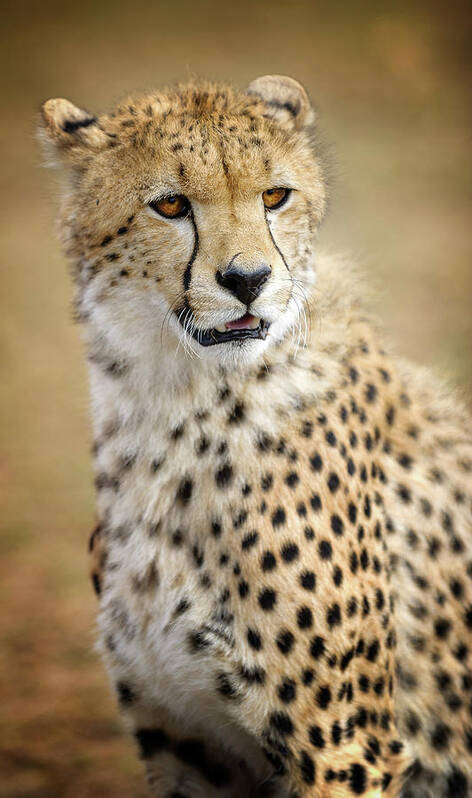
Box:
[40,77,326,368]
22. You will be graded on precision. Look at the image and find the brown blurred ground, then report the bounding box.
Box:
[0,0,471,795]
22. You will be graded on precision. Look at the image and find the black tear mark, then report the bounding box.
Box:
[62,116,97,134]
[183,214,199,291]
[264,209,290,272]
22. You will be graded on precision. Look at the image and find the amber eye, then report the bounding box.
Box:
[149,194,190,219]
[262,187,290,210]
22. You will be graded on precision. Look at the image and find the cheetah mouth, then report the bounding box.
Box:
[177,309,270,347]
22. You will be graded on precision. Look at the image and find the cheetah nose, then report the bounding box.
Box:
[216,264,272,306]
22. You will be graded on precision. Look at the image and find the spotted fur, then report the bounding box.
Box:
[41,77,472,797]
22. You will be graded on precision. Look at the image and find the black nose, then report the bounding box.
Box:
[216,264,271,306]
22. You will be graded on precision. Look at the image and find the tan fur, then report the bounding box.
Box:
[41,78,472,798]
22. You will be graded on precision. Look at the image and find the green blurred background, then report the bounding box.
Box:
[1,0,471,795]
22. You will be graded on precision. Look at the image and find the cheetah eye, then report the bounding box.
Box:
[149,194,191,219]
[262,187,291,211]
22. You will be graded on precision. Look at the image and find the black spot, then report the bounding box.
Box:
[464,606,472,629]
[238,580,249,598]
[278,678,296,703]
[217,672,238,699]
[397,483,411,503]
[405,710,421,736]
[259,588,277,610]
[281,542,299,562]
[310,493,322,511]
[340,648,354,671]
[347,597,358,617]
[296,502,307,517]
[430,722,451,750]
[228,402,245,423]
[348,763,367,794]
[301,420,313,437]
[192,544,204,568]
[117,681,135,704]
[309,725,325,748]
[247,628,262,650]
[241,531,259,550]
[302,668,314,685]
[327,603,341,628]
[315,685,331,709]
[310,636,325,659]
[233,510,247,529]
[277,629,295,655]
[310,453,323,472]
[270,711,294,736]
[239,665,266,684]
[331,721,342,745]
[285,471,299,488]
[331,514,344,535]
[297,606,313,629]
[318,540,332,560]
[327,472,340,493]
[176,478,193,504]
[171,529,184,546]
[350,552,359,574]
[261,551,277,571]
[434,617,451,639]
[366,640,380,662]
[300,571,316,590]
[135,728,169,758]
[349,366,359,383]
[195,434,210,455]
[299,750,316,784]
[215,463,233,487]
[261,473,274,491]
[272,507,286,527]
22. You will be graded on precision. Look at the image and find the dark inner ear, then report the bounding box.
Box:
[61,115,97,134]
[245,75,314,129]
[40,97,108,157]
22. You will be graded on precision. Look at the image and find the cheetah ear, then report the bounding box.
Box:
[245,75,315,130]
[38,98,109,165]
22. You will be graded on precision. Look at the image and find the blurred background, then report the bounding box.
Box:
[1,0,471,795]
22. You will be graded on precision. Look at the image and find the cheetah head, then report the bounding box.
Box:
[40,77,326,370]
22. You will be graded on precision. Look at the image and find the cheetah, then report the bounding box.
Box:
[40,76,472,797]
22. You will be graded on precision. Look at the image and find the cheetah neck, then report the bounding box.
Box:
[85,251,363,534]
